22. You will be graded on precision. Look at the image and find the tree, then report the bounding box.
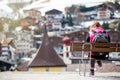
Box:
[66,13,74,26]
[69,5,75,13]
[114,0,120,10]
[61,15,67,28]
[102,22,109,30]
[117,23,120,31]
[117,19,120,31]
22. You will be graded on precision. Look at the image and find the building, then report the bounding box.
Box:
[15,29,67,71]
[0,35,15,71]
[45,9,63,30]
[97,8,111,19]
[28,29,66,71]
[45,9,63,20]
[23,9,41,19]
[108,30,120,43]
[0,37,11,61]
[14,30,34,54]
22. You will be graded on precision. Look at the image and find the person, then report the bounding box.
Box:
[86,21,110,76]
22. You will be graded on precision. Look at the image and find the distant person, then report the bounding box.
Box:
[86,21,110,76]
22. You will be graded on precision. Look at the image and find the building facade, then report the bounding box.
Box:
[14,30,34,54]
[97,8,111,19]
[45,9,63,30]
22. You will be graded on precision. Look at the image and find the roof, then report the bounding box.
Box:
[28,32,66,67]
[16,61,29,71]
[45,9,62,15]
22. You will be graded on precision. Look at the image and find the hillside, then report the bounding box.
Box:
[67,1,120,13]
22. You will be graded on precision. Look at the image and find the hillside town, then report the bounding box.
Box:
[0,0,120,75]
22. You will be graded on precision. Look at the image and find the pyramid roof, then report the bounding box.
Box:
[29,32,66,67]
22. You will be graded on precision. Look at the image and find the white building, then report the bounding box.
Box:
[14,30,34,54]
[0,37,10,61]
[97,8,111,19]
[45,9,63,29]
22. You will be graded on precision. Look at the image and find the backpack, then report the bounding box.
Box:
[92,30,108,43]
[91,30,109,60]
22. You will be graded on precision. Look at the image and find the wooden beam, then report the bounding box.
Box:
[92,47,116,52]
[70,42,120,52]
[92,43,117,47]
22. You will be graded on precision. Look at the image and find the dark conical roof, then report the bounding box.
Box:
[29,32,66,67]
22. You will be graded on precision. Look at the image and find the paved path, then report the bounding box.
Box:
[0,72,120,80]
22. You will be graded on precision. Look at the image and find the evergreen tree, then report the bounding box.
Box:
[117,23,120,31]
[114,0,120,10]
[66,13,73,26]
[102,22,109,30]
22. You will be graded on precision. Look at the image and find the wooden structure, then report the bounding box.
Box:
[70,42,120,76]
[70,42,120,53]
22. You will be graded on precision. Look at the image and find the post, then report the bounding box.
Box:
[62,36,71,64]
